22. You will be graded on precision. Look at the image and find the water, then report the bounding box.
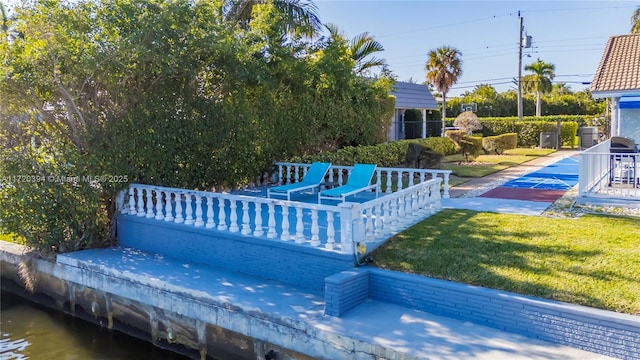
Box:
[0,291,190,360]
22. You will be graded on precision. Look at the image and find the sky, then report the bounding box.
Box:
[314,0,639,97]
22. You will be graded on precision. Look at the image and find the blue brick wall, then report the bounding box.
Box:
[117,215,353,294]
[363,267,640,359]
[324,268,369,316]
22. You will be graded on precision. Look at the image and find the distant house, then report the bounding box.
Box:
[590,33,640,144]
[388,81,438,141]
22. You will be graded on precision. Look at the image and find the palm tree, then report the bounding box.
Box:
[425,46,462,136]
[325,23,386,75]
[223,0,321,38]
[632,6,640,33]
[523,58,555,117]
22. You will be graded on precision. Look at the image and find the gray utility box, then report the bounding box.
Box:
[540,132,557,149]
[579,126,599,150]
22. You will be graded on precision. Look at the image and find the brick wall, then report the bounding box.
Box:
[324,267,640,358]
[117,215,353,293]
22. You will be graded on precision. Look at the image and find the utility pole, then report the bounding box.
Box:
[517,11,524,121]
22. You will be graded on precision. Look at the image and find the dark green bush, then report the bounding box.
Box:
[459,136,483,162]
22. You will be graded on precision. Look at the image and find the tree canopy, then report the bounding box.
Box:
[425,45,462,136]
[0,0,394,253]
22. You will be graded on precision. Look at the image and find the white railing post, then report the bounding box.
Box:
[164,192,174,222]
[205,196,215,229]
[281,205,290,241]
[217,198,227,231]
[229,200,239,232]
[267,203,277,239]
[337,203,358,255]
[374,203,383,238]
[325,211,335,250]
[310,209,320,247]
[128,186,136,215]
[194,195,204,227]
[253,203,264,237]
[241,200,251,235]
[137,188,146,217]
[294,207,305,244]
[155,191,164,220]
[184,193,194,225]
[385,170,392,194]
[145,189,154,218]
[174,192,184,224]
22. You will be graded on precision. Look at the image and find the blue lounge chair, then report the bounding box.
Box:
[267,162,331,201]
[318,164,378,203]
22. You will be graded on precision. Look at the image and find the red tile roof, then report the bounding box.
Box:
[591,34,640,95]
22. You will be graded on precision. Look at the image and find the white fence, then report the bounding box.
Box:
[579,140,640,202]
[274,162,452,198]
[122,177,443,255]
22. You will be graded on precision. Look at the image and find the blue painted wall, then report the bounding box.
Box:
[325,267,640,359]
[117,215,354,294]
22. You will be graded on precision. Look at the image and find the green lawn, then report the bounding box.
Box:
[441,148,554,178]
[372,209,640,315]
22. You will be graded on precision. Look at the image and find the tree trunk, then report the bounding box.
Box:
[536,90,542,117]
[441,93,447,137]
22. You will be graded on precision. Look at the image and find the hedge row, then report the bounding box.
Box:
[473,119,579,148]
[290,137,458,167]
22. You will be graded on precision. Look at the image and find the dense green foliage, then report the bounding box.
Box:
[464,117,580,148]
[0,0,394,253]
[446,84,606,118]
[291,137,458,166]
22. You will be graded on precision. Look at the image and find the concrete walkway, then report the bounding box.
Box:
[442,151,580,215]
[55,245,612,360]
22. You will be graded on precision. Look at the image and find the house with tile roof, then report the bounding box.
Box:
[388,81,439,141]
[590,33,640,143]
[578,34,640,207]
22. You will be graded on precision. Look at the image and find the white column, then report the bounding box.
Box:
[611,97,620,137]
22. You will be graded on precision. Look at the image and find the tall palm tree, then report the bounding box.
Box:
[223,0,321,38]
[632,6,640,33]
[425,46,462,136]
[523,58,555,117]
[325,23,386,75]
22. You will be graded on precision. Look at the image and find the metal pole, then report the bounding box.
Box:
[517,12,523,121]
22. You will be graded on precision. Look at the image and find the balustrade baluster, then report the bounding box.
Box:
[164,192,174,222]
[374,203,383,238]
[155,191,164,220]
[365,208,374,241]
[390,198,399,232]
[267,203,277,239]
[137,188,146,217]
[397,194,405,222]
[145,189,154,218]
[395,172,404,192]
[409,171,415,187]
[184,193,194,225]
[174,192,184,224]
[325,212,335,249]
[241,201,251,234]
[294,207,304,243]
[278,166,283,185]
[128,187,136,215]
[217,198,227,230]
[294,166,300,183]
[310,209,320,247]
[411,191,418,216]
[376,171,382,192]
[385,171,392,194]
[253,203,264,236]
[285,166,291,184]
[280,205,290,240]
[205,196,215,228]
[194,195,204,227]
[229,200,239,232]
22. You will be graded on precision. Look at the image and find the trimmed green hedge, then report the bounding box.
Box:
[483,133,518,154]
[467,118,579,148]
[290,137,458,167]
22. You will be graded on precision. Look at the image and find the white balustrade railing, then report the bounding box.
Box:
[123,184,347,252]
[121,177,444,256]
[274,162,451,198]
[579,139,640,200]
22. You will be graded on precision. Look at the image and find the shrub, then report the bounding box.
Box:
[482,133,518,154]
[444,130,467,147]
[459,136,483,162]
[453,111,483,134]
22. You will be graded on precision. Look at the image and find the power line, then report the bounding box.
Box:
[376,12,514,38]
